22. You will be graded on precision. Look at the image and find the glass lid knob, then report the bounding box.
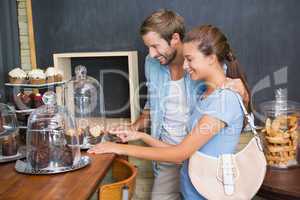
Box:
[75,65,87,80]
[42,91,57,106]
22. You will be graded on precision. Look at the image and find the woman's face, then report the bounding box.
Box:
[183,41,212,81]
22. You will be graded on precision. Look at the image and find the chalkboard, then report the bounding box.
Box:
[71,56,130,118]
[31,0,300,119]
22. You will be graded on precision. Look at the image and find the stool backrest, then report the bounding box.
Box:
[99,158,137,200]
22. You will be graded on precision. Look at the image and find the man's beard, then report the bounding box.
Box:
[158,49,177,65]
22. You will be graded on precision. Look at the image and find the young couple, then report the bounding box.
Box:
[88,9,250,200]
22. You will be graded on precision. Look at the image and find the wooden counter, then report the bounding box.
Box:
[0,153,115,200]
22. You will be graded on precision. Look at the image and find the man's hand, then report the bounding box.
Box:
[107,123,137,132]
[224,78,249,105]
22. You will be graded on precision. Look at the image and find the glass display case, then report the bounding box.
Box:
[15,91,90,174]
[260,88,300,168]
[66,65,106,149]
[0,103,24,162]
[5,80,67,145]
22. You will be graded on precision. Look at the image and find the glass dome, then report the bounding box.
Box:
[0,103,20,159]
[26,91,81,170]
[260,88,300,168]
[65,65,106,149]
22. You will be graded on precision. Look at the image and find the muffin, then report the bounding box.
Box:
[45,67,63,83]
[14,89,32,110]
[50,145,74,167]
[30,92,43,108]
[65,128,84,145]
[0,110,4,133]
[29,143,50,169]
[8,68,27,84]
[28,69,46,84]
[1,135,18,157]
[88,125,104,144]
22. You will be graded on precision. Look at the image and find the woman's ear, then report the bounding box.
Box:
[170,33,181,47]
[207,54,218,66]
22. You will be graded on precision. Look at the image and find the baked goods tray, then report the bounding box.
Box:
[80,143,95,150]
[5,81,67,88]
[15,156,91,175]
[0,146,26,163]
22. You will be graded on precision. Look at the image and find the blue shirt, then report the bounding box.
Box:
[144,56,206,175]
[144,56,229,175]
[144,55,205,140]
[180,89,244,200]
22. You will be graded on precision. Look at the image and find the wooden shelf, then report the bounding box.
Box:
[53,51,140,123]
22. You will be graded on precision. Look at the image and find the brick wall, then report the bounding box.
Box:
[17,0,31,70]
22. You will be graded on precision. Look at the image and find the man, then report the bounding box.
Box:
[114,9,248,200]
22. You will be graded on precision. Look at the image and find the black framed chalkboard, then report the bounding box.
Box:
[31,0,300,117]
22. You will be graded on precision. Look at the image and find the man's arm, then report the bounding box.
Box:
[130,109,150,131]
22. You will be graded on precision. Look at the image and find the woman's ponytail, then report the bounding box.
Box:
[184,25,252,125]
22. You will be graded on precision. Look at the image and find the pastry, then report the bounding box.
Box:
[263,114,299,166]
[89,125,104,137]
[28,69,46,84]
[45,67,63,83]
[14,89,32,110]
[8,68,27,84]
[88,125,104,144]
[29,122,75,169]
[0,110,4,133]
[65,128,84,145]
[30,92,43,108]
[29,143,50,169]
[1,135,18,156]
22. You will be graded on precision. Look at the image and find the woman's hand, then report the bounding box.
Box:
[108,129,143,143]
[224,78,249,105]
[87,142,123,154]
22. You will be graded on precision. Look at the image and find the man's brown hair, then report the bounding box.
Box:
[140,9,185,43]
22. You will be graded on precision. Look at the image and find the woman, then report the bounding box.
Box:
[88,25,251,199]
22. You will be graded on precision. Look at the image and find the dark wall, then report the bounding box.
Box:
[71,57,130,118]
[0,0,20,102]
[31,0,300,115]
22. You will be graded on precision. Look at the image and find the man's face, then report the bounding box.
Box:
[142,31,177,65]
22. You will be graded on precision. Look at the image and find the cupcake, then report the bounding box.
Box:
[88,125,104,144]
[1,135,18,156]
[0,110,4,133]
[8,68,27,84]
[65,128,84,145]
[14,89,32,110]
[45,67,63,83]
[28,69,46,84]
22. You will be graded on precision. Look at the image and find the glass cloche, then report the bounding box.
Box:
[24,91,82,172]
[260,88,300,168]
[65,65,106,149]
[0,103,21,161]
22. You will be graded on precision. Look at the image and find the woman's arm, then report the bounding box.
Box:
[140,132,173,147]
[89,115,225,163]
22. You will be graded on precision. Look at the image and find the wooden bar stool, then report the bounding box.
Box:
[99,158,138,200]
